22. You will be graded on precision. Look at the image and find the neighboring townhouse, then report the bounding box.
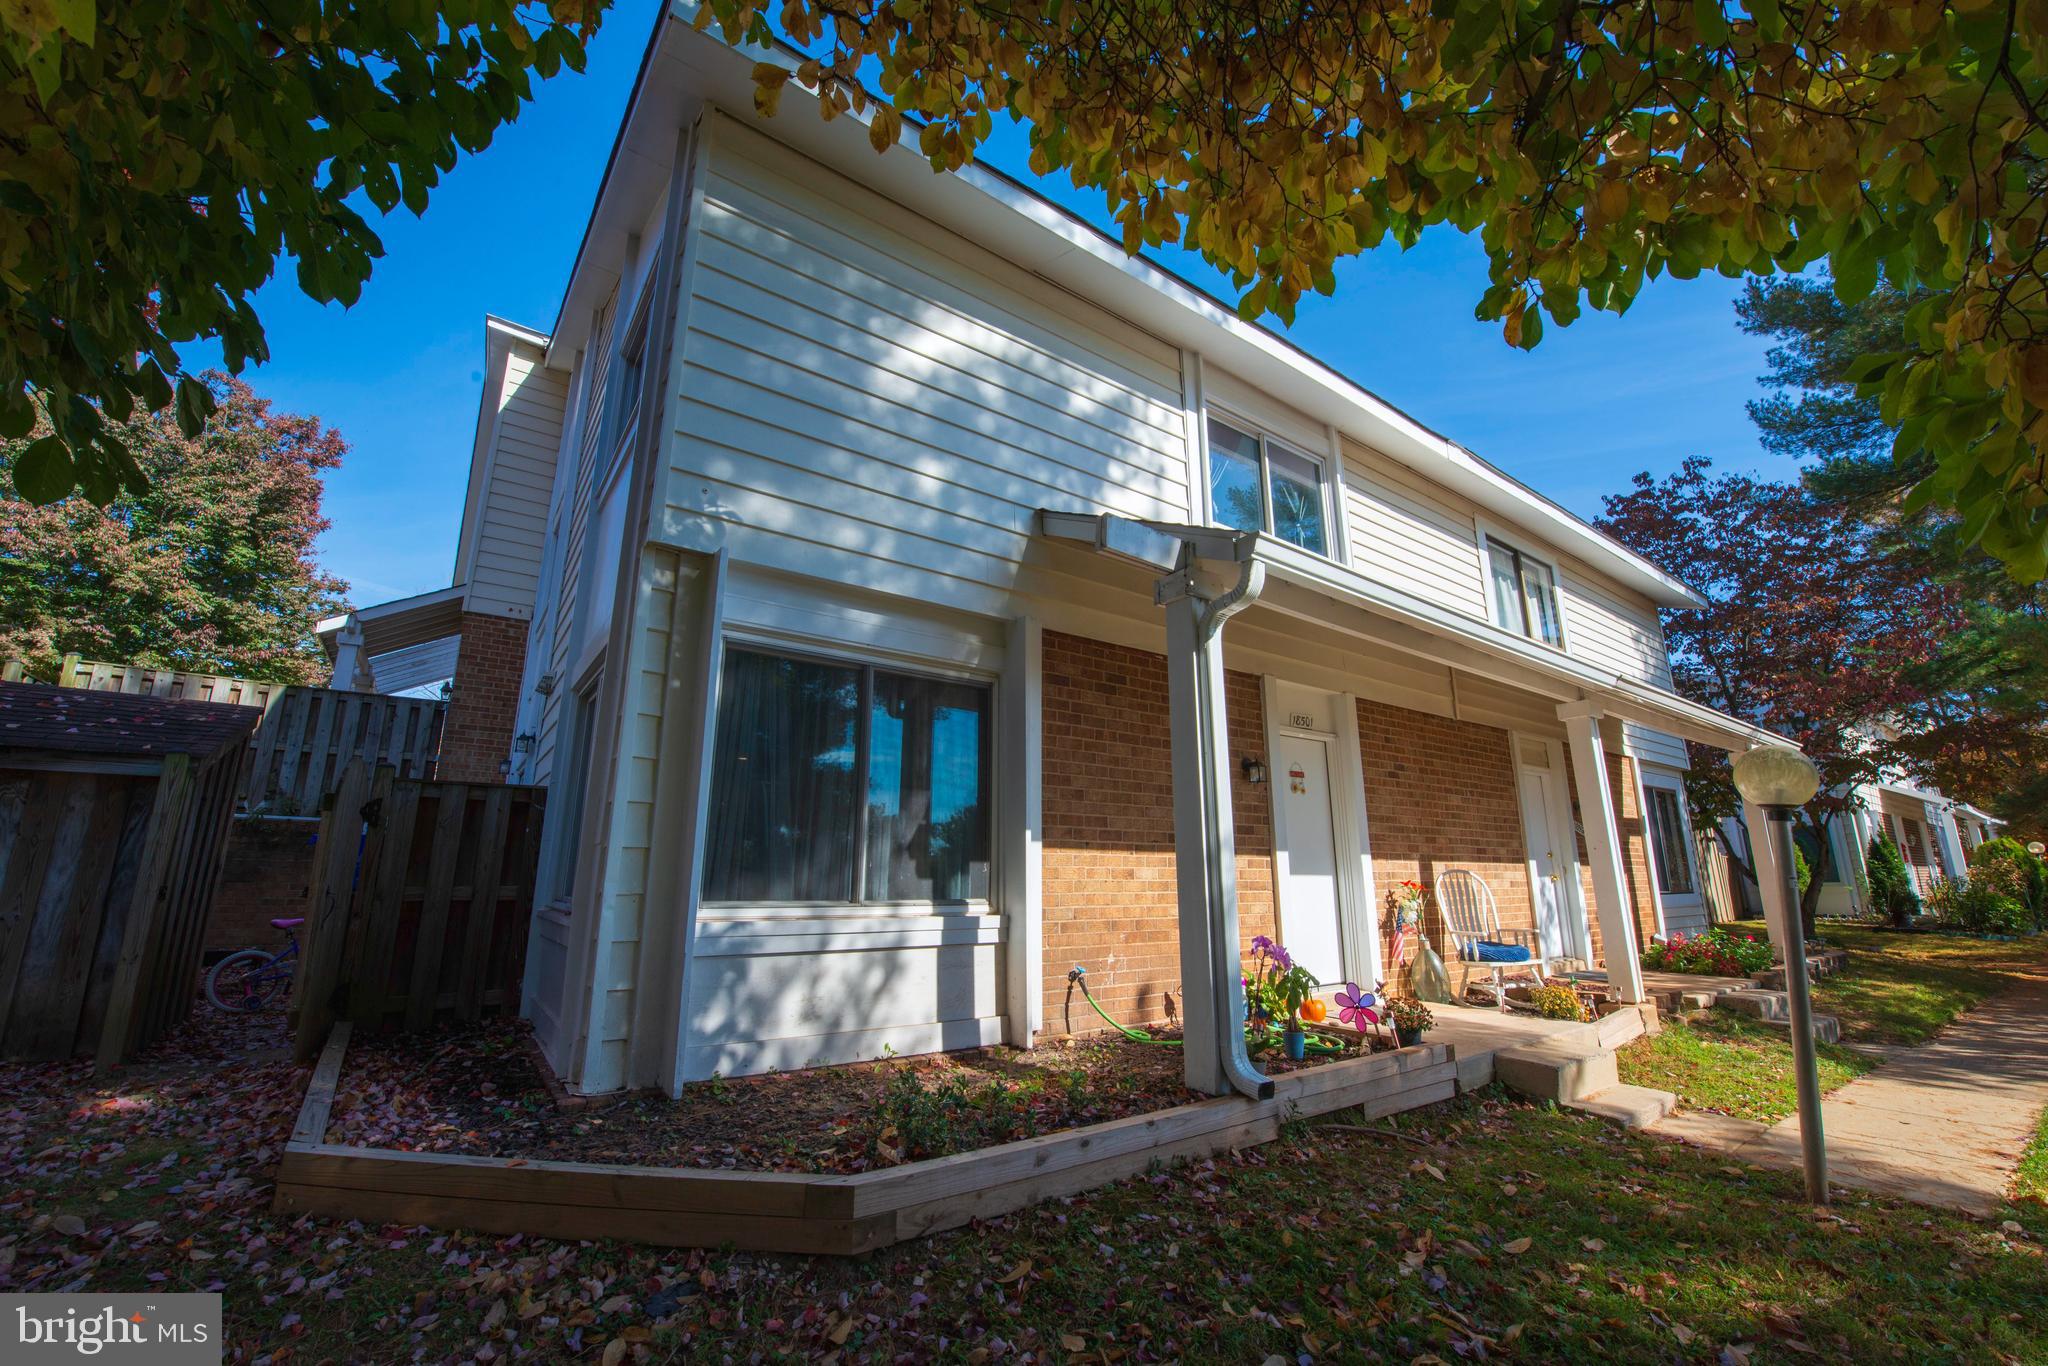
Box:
[450,6,1783,1098]
[315,318,566,781]
[1809,767,2003,913]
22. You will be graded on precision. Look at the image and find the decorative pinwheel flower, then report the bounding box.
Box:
[1334,982,1378,1028]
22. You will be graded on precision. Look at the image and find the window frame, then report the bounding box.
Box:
[542,663,605,911]
[1638,770,1701,903]
[700,639,998,911]
[1480,531,1569,649]
[597,284,654,494]
[1203,412,1336,559]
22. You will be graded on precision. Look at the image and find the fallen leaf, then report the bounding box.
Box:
[51,1215,86,1238]
[1503,1237,1533,1255]
[1062,1333,1087,1351]
[1581,1237,1606,1253]
[997,1259,1033,1284]
[601,1339,628,1366]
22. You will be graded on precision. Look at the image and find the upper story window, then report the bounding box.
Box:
[597,289,652,489]
[1484,535,1565,647]
[702,646,992,905]
[1206,416,1329,556]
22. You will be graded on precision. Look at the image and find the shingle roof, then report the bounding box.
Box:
[0,682,260,761]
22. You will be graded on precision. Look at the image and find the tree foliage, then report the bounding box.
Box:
[0,1,601,506]
[1741,274,2048,837]
[1596,457,1962,931]
[707,0,2048,578]
[0,373,349,684]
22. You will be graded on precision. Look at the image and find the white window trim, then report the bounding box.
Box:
[598,284,654,494]
[1508,732,1592,962]
[1474,516,1571,651]
[1203,405,1342,563]
[1637,764,1703,915]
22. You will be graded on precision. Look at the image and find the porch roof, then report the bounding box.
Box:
[315,584,467,661]
[1039,510,1789,755]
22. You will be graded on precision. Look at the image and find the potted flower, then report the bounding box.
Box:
[1388,997,1433,1047]
[1245,936,1321,1059]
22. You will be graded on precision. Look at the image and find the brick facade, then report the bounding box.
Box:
[1039,629,1661,1034]
[437,611,529,783]
[1039,631,1277,1036]
[204,816,321,954]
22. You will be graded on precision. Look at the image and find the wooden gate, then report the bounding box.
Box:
[294,760,544,1060]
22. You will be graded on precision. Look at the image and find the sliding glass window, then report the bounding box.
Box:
[1206,416,1330,556]
[702,646,991,905]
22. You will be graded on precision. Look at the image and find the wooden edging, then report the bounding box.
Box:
[274,1031,1459,1256]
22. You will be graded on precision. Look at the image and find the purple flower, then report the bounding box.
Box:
[1251,935,1275,957]
[1335,982,1378,1028]
[1266,942,1294,971]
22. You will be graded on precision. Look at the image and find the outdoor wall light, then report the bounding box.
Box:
[513,732,537,755]
[1731,745,1820,810]
[1241,757,1268,785]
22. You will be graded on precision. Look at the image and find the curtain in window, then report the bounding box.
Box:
[1488,545,1523,634]
[1645,786,1696,895]
[1520,557,1564,646]
[701,650,860,901]
[866,673,990,901]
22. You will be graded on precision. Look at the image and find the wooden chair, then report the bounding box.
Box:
[1433,869,1558,1012]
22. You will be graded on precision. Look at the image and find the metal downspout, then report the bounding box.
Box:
[1159,540,1272,1101]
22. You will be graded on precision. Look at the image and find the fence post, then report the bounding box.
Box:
[294,758,372,1062]
[93,754,195,1072]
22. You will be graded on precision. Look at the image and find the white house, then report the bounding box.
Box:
[446,4,1790,1099]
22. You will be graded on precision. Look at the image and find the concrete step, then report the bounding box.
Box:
[1494,1040,1618,1104]
[1717,988,1792,1022]
[1752,949,1849,990]
[1750,1013,1843,1044]
[1595,1003,1658,1049]
[1565,1084,1679,1129]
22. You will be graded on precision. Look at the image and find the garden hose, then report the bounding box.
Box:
[1065,966,1347,1055]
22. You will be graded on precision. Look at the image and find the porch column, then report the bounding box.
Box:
[1559,703,1646,1003]
[328,613,375,692]
[1741,796,1799,958]
[1159,548,1272,1100]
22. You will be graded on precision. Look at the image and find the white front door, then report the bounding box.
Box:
[1275,732,1345,985]
[1516,758,1579,960]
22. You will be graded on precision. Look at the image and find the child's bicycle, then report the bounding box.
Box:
[205,917,302,1012]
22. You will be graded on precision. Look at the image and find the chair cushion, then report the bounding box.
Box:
[1461,940,1534,964]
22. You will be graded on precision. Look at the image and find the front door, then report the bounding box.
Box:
[1274,732,1345,985]
[1515,749,1580,960]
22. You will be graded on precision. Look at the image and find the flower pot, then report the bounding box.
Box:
[1395,1024,1424,1048]
[1283,1028,1307,1061]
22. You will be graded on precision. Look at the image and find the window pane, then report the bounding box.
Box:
[1266,443,1327,554]
[1520,556,1564,646]
[1207,419,1264,532]
[702,650,861,902]
[866,672,991,901]
[1646,787,1695,895]
[1487,543,1524,634]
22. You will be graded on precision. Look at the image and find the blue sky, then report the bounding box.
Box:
[184,2,1788,608]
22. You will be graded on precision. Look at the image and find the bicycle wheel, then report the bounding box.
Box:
[206,949,287,1013]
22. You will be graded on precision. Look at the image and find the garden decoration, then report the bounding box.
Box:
[1334,981,1393,1050]
[1388,998,1434,1047]
[1385,879,1426,970]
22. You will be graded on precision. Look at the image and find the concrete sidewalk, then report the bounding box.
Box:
[1649,974,2048,1215]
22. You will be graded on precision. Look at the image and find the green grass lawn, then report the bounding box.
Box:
[1809,924,2046,1045]
[1615,1014,1879,1122]
[2019,1104,2048,1208]
[8,1042,2048,1364]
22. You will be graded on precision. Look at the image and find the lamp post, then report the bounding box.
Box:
[1732,745,1827,1205]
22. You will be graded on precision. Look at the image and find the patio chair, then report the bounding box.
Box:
[1433,869,1558,1012]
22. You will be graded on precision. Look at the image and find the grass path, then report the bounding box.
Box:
[1811,924,2046,1045]
[1616,1014,1877,1121]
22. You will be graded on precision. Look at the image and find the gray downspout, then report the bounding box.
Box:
[1159,537,1272,1101]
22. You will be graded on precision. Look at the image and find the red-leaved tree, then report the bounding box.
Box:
[1598,458,1962,934]
[1,373,349,684]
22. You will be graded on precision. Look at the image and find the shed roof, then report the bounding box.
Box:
[0,682,260,762]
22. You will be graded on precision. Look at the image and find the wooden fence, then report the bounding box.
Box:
[243,689,444,815]
[9,656,446,815]
[293,760,544,1060]
[6,653,284,709]
[0,707,255,1066]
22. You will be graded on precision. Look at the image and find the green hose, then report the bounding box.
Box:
[1066,966,1345,1055]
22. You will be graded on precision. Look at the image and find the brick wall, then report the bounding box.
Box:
[1036,629,1659,1030]
[1354,699,1533,996]
[438,611,529,783]
[204,815,321,954]
[1039,631,1275,1037]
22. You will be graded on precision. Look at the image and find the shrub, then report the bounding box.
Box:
[1641,925,1774,977]
[1970,838,2046,928]
[1866,834,1921,928]
[1526,982,1588,1021]
[1927,873,2032,935]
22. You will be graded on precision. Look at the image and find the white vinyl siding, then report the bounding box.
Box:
[1559,565,1690,769]
[466,343,568,619]
[658,116,1189,618]
[1337,438,1489,616]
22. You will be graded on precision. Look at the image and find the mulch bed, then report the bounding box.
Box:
[322,1018,1385,1174]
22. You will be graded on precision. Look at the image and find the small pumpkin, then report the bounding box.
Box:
[1298,997,1328,1024]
